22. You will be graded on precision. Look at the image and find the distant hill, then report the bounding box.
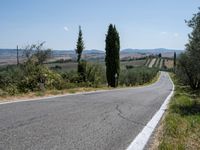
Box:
[83,49,104,54]
[120,48,183,59]
[0,48,184,65]
[121,48,183,54]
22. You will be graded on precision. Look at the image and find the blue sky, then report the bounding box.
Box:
[0,0,199,50]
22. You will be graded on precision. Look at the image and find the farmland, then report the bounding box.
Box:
[46,56,174,73]
[47,59,147,73]
[144,57,174,70]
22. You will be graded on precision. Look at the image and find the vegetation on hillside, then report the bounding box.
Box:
[0,25,160,97]
[144,56,174,71]
[0,43,62,95]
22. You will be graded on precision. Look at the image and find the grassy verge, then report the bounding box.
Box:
[152,74,200,150]
[0,72,160,102]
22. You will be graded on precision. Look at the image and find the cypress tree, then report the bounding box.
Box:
[105,24,120,87]
[75,26,85,63]
[75,26,86,81]
[174,52,176,72]
[17,45,19,66]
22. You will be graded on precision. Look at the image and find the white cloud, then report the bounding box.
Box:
[161,31,167,35]
[173,33,179,37]
[160,32,179,38]
[64,26,69,32]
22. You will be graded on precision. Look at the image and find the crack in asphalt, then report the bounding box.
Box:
[115,104,147,127]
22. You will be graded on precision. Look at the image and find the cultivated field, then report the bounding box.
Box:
[46,59,147,73]
[144,57,174,70]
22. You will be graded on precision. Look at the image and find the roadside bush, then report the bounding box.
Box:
[0,65,22,94]
[62,70,80,83]
[119,67,158,86]
[62,63,106,88]
[0,62,63,95]
[18,63,63,92]
[86,63,106,87]
[78,61,87,82]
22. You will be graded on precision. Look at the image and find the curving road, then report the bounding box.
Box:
[0,72,173,150]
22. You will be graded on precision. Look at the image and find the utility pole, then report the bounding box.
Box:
[17,45,19,65]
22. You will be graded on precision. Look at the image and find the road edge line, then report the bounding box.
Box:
[126,73,175,150]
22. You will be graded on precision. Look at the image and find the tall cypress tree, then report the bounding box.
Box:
[75,26,86,81]
[174,52,176,72]
[105,24,120,87]
[75,26,84,63]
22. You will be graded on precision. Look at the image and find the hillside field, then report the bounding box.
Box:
[46,57,174,73]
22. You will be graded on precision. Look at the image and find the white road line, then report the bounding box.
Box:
[126,73,174,150]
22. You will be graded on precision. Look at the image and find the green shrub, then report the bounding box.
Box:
[62,63,106,88]
[18,64,63,92]
[119,67,158,86]
[86,63,106,87]
[61,70,80,83]
[78,61,87,82]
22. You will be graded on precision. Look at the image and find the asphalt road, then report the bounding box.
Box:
[0,72,173,150]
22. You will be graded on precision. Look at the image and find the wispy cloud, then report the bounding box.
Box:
[173,33,179,37]
[160,32,179,38]
[160,31,168,35]
[64,26,69,32]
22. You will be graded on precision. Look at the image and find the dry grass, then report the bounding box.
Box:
[164,59,174,69]
[0,87,111,102]
[149,58,157,68]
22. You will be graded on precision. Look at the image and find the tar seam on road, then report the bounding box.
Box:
[126,73,174,150]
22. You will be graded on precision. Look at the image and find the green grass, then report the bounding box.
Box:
[46,62,78,72]
[121,59,146,68]
[158,74,200,150]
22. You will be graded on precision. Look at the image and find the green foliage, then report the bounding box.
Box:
[86,63,106,87]
[0,66,22,95]
[0,64,63,93]
[0,43,61,95]
[177,8,200,90]
[77,61,87,82]
[119,67,158,86]
[61,70,80,83]
[62,63,106,88]
[75,26,85,63]
[105,24,120,87]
